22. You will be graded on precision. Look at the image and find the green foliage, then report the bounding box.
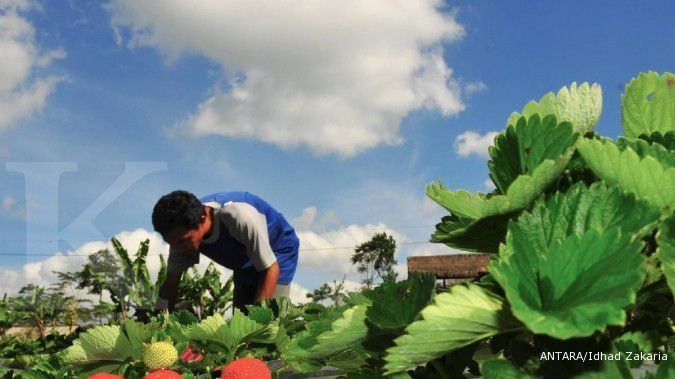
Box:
[490,227,643,339]
[622,71,675,138]
[351,232,398,288]
[577,138,675,210]
[490,114,579,193]
[384,284,521,374]
[11,70,675,378]
[507,81,602,134]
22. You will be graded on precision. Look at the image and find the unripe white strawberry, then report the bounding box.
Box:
[143,341,178,371]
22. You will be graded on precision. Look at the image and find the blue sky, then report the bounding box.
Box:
[0,0,673,297]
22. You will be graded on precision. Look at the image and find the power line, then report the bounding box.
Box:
[0,241,437,257]
[0,225,437,244]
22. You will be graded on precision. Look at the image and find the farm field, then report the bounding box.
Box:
[1,71,673,378]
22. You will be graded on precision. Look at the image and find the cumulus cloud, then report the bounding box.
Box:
[0,0,65,131]
[292,206,340,232]
[484,178,496,191]
[296,223,404,275]
[0,226,315,307]
[464,81,487,95]
[453,130,498,158]
[107,1,466,157]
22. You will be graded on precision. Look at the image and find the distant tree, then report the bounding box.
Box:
[351,232,397,289]
[55,248,124,324]
[306,275,347,306]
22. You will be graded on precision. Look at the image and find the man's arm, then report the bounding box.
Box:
[257,261,280,302]
[157,270,182,312]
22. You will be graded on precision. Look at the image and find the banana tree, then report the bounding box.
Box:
[178,262,234,319]
[0,294,16,337]
[86,238,167,321]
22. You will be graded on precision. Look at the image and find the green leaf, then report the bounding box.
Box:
[311,304,370,359]
[622,71,675,138]
[429,151,573,221]
[63,325,133,365]
[480,359,534,379]
[617,136,675,168]
[427,148,574,253]
[491,114,579,193]
[575,359,631,379]
[577,138,675,210]
[507,82,602,134]
[652,354,675,379]
[430,213,510,253]
[658,218,675,296]
[384,284,522,374]
[122,319,148,360]
[282,306,349,372]
[185,314,226,342]
[512,182,660,253]
[366,273,436,332]
[489,228,644,339]
[639,130,675,151]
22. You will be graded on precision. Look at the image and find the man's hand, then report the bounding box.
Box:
[158,270,182,312]
[257,262,280,302]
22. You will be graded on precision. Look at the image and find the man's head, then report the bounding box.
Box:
[152,190,211,254]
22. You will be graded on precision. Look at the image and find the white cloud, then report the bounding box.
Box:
[453,130,498,158]
[464,81,487,95]
[107,1,466,157]
[484,178,496,191]
[292,206,317,231]
[292,206,340,232]
[0,1,65,131]
[296,222,407,276]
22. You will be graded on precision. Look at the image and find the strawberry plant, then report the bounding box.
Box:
[7,70,673,378]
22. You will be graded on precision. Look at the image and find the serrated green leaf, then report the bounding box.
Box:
[384,284,522,374]
[184,314,226,342]
[430,213,510,253]
[658,218,675,297]
[429,151,573,221]
[122,319,147,359]
[282,306,349,372]
[427,149,573,253]
[507,82,602,134]
[311,304,370,359]
[639,130,675,151]
[577,138,675,210]
[480,359,534,379]
[617,136,675,168]
[63,325,133,366]
[366,274,435,332]
[513,182,660,253]
[622,71,675,138]
[490,114,578,192]
[489,228,644,340]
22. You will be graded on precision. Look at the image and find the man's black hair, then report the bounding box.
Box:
[152,190,203,235]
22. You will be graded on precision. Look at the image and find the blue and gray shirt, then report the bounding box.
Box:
[167,192,299,284]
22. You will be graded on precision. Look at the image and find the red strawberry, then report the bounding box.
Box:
[87,374,124,379]
[221,358,271,379]
[180,345,203,363]
[144,369,182,379]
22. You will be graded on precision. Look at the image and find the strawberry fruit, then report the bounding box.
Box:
[221,357,271,379]
[87,374,124,379]
[144,369,182,379]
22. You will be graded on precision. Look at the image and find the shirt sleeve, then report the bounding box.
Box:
[167,246,200,273]
[220,202,277,271]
